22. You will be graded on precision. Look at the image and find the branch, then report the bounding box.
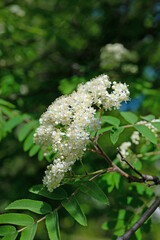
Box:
[117,197,160,240]
[116,147,160,186]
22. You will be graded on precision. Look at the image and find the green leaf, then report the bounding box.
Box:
[134,125,157,144]
[62,196,87,226]
[23,132,34,151]
[141,115,155,121]
[120,112,138,124]
[18,123,34,142]
[1,232,18,240]
[151,121,160,131]
[0,225,16,236]
[101,116,120,127]
[79,181,109,204]
[38,149,44,161]
[20,222,37,240]
[5,116,24,132]
[97,126,113,135]
[0,99,15,108]
[45,211,61,240]
[29,145,40,157]
[0,213,34,226]
[29,184,67,200]
[110,127,124,144]
[6,199,52,215]
[0,106,14,117]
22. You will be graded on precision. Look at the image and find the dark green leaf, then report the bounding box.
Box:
[110,127,124,144]
[29,184,67,200]
[0,213,34,226]
[5,116,24,132]
[20,222,37,240]
[0,99,15,108]
[79,181,109,204]
[151,121,160,131]
[6,199,52,215]
[0,225,16,236]
[45,211,61,240]
[134,125,157,144]
[23,132,34,151]
[141,115,155,121]
[120,112,138,124]
[62,196,87,226]
[18,123,34,142]
[101,116,120,127]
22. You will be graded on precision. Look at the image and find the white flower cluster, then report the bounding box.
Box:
[100,43,138,73]
[118,119,160,160]
[34,74,130,191]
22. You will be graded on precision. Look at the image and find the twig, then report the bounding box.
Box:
[117,197,160,240]
[116,147,144,179]
[17,168,110,234]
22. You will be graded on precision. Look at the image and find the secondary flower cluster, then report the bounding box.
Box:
[34,74,130,191]
[118,119,160,160]
[100,43,138,73]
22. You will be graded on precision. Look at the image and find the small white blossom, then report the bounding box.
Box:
[131,131,140,145]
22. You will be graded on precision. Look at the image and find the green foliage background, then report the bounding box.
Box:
[0,0,160,239]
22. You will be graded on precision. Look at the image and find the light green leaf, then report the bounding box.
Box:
[110,127,124,144]
[134,125,157,144]
[18,123,34,142]
[79,181,109,204]
[29,185,67,200]
[6,199,52,215]
[151,121,160,131]
[141,115,155,121]
[45,211,61,240]
[20,222,37,240]
[0,225,16,236]
[38,149,44,161]
[1,232,18,240]
[0,99,15,108]
[29,145,40,157]
[23,132,34,151]
[0,213,34,226]
[101,116,120,127]
[120,111,138,124]
[5,116,24,132]
[97,126,113,135]
[62,196,87,226]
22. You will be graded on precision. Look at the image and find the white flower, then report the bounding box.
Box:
[131,131,140,145]
[34,74,130,191]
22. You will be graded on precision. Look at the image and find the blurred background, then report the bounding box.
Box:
[0,0,160,239]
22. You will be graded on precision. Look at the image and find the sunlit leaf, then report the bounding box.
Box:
[0,225,16,236]
[101,116,120,127]
[0,213,34,226]
[134,125,157,144]
[6,199,52,214]
[20,222,37,240]
[120,112,138,124]
[45,211,61,240]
